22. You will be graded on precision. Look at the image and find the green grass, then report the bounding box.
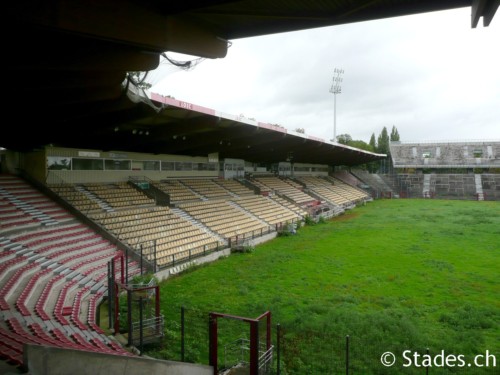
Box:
[149,199,500,373]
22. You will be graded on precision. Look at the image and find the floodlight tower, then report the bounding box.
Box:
[329,68,344,142]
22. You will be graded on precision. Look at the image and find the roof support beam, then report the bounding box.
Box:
[471,0,499,27]
[165,16,229,58]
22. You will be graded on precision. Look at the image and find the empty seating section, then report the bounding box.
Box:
[0,223,136,365]
[0,198,38,229]
[233,195,301,225]
[332,171,364,187]
[180,199,269,240]
[92,207,223,267]
[1,175,72,229]
[83,182,154,208]
[0,179,139,366]
[269,196,309,217]
[49,184,102,212]
[351,169,394,194]
[329,178,369,202]
[155,180,201,203]
[214,179,255,196]
[296,176,368,207]
[181,179,233,199]
[157,179,253,203]
[252,177,316,205]
[248,179,270,193]
[305,177,350,206]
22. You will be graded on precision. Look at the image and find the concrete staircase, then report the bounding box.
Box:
[170,207,227,245]
[475,174,484,201]
[423,174,431,198]
[75,185,114,212]
[0,187,59,227]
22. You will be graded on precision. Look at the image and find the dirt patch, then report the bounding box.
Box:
[330,212,360,222]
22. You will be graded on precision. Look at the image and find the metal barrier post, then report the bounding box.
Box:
[181,306,185,362]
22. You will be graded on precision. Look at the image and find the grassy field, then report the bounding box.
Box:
[148,199,499,374]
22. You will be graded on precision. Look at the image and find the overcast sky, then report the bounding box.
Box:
[151,7,499,144]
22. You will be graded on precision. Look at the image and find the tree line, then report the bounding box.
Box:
[336,125,400,172]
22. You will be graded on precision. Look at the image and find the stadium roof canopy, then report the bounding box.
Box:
[4,1,498,164]
[65,92,387,166]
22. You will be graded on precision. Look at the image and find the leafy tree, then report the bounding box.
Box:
[348,139,373,151]
[336,134,352,145]
[390,126,400,142]
[367,134,379,173]
[377,127,390,155]
[295,128,305,134]
[338,136,376,171]
[369,133,377,151]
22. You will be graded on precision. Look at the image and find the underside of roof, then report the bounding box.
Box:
[4,1,498,165]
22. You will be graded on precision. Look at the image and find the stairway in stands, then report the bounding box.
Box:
[422,174,431,198]
[170,207,227,245]
[474,174,484,201]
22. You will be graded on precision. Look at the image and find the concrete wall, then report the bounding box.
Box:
[154,232,277,282]
[25,344,213,375]
[155,247,232,282]
[1,150,21,175]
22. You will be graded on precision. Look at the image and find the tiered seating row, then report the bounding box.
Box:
[233,195,300,225]
[312,187,350,206]
[329,177,369,202]
[0,176,73,229]
[180,199,269,240]
[296,176,368,206]
[49,184,102,212]
[93,206,223,268]
[269,196,309,218]
[252,177,317,205]
[213,179,254,196]
[0,200,38,229]
[296,177,349,206]
[0,263,40,312]
[181,179,233,199]
[155,180,201,203]
[83,182,154,208]
[0,221,139,367]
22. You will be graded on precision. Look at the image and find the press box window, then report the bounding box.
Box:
[104,159,131,170]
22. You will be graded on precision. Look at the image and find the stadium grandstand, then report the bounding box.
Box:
[351,141,500,201]
[2,1,499,374]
